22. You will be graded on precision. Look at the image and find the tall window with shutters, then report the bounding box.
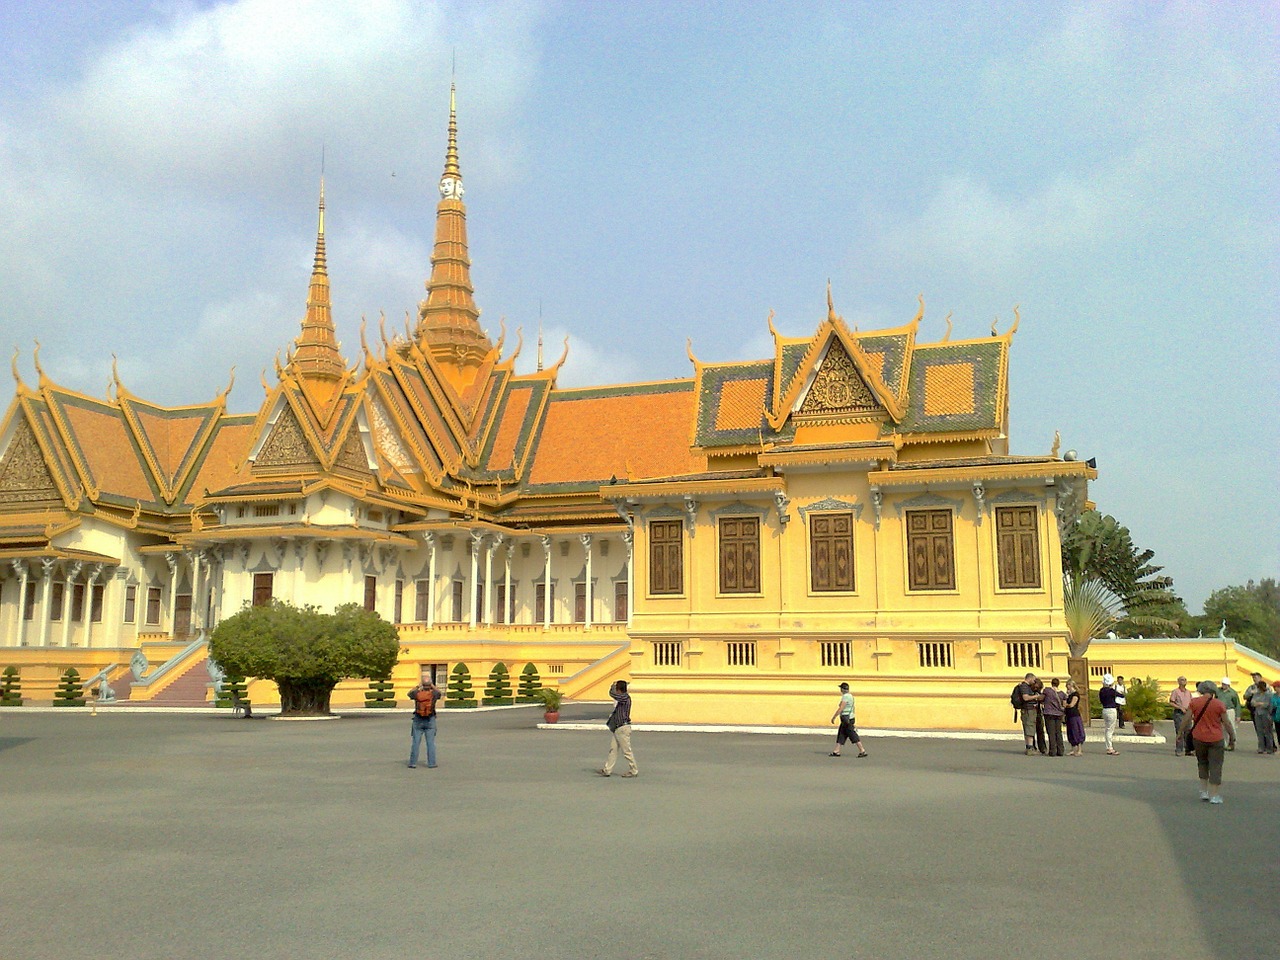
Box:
[906,509,956,591]
[719,516,761,594]
[810,512,855,592]
[364,575,377,613]
[251,573,274,608]
[995,505,1042,590]
[648,520,683,596]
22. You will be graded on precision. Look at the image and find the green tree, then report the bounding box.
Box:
[1,665,23,706]
[52,668,86,707]
[516,662,543,704]
[483,662,513,706]
[446,662,477,708]
[209,602,399,716]
[1060,509,1179,646]
[1201,579,1280,659]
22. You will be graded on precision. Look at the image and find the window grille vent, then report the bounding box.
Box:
[254,504,280,518]
[652,641,683,668]
[1005,641,1043,670]
[820,641,852,668]
[917,641,954,669]
[726,641,757,668]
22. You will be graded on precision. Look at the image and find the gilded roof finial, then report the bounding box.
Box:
[443,82,461,183]
[943,311,953,342]
[991,317,999,337]
[1051,430,1061,458]
[827,280,837,324]
[1009,305,1020,336]
[32,339,46,384]
[288,178,346,382]
[10,347,22,386]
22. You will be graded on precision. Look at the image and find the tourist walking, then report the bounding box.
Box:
[1169,676,1193,756]
[1217,678,1241,751]
[1041,678,1065,757]
[1177,680,1235,803]
[1099,674,1121,755]
[599,680,638,777]
[407,670,442,769]
[829,682,868,758]
[1114,675,1127,729]
[1063,679,1086,756]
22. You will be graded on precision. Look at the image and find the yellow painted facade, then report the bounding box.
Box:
[8,85,1259,728]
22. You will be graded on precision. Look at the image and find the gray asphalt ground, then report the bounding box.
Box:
[1,705,1273,960]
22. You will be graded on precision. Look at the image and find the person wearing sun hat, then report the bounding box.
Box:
[1098,673,1122,755]
[1178,680,1234,803]
[828,682,868,758]
[1169,676,1193,756]
[1216,677,1241,750]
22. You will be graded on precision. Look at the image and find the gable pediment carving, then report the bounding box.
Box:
[798,340,883,419]
[255,405,320,471]
[0,417,61,503]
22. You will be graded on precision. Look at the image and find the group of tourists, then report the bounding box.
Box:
[1012,674,1087,756]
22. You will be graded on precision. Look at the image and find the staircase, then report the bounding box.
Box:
[130,658,211,707]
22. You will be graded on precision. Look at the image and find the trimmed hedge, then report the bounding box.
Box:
[446,662,477,708]
[215,675,250,709]
[0,665,22,706]
[364,675,396,708]
[516,662,543,704]
[483,662,513,706]
[52,668,86,707]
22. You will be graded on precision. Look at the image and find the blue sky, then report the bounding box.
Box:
[0,0,1275,611]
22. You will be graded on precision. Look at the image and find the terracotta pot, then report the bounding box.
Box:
[543,710,559,724]
[1132,721,1155,736]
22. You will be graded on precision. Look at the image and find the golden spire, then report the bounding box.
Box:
[289,178,346,382]
[416,82,491,372]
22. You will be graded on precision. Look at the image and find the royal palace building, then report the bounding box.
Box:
[0,89,1119,727]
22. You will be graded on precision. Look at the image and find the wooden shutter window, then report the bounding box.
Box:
[906,509,955,591]
[996,505,1042,589]
[364,575,377,612]
[810,512,855,592]
[649,520,684,595]
[719,517,761,594]
[252,573,274,607]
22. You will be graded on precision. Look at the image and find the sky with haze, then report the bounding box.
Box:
[0,0,1275,612]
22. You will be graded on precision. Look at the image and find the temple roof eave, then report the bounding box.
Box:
[867,459,1097,488]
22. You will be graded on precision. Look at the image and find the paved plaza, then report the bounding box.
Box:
[1,704,1272,960]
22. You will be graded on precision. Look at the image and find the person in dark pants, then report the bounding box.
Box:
[1115,676,1127,729]
[1178,680,1235,803]
[1041,678,1065,756]
[1169,676,1193,756]
[829,682,868,758]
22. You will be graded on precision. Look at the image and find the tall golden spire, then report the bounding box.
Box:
[289,178,346,382]
[416,83,491,371]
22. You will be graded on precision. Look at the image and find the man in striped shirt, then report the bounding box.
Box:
[599,680,638,778]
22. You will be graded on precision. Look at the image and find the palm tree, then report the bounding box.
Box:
[1062,575,1124,658]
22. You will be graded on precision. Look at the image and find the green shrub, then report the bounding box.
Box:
[446,662,477,708]
[215,674,250,709]
[52,668,86,707]
[0,665,22,706]
[364,675,396,708]
[516,662,543,704]
[483,662,514,706]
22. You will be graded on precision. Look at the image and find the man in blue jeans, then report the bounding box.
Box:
[407,670,442,769]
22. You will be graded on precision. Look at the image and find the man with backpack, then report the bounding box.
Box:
[1012,673,1043,756]
[407,669,443,769]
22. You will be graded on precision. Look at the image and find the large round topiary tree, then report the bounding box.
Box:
[209,601,399,716]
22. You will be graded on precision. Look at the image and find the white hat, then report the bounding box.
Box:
[1221,676,1231,686]
[1102,673,1114,685]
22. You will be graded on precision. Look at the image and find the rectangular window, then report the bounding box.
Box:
[649,520,683,595]
[917,641,954,668]
[251,573,273,608]
[50,581,65,621]
[71,583,86,622]
[614,581,628,622]
[718,516,761,594]
[90,584,104,623]
[23,581,36,621]
[1006,641,1043,670]
[475,582,485,622]
[810,512,855,592]
[451,581,464,623]
[174,594,191,636]
[996,506,1042,589]
[652,640,683,667]
[123,584,137,623]
[495,584,515,625]
[820,640,852,668]
[1090,664,1113,678]
[906,509,955,591]
[364,575,377,613]
[415,580,430,622]
[146,586,162,624]
[574,582,587,623]
[726,640,757,667]
[253,504,279,518]
[394,580,403,624]
[535,583,556,624]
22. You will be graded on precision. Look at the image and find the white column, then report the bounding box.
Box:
[61,561,81,648]
[623,530,634,627]
[468,530,481,629]
[165,551,179,635]
[503,543,512,626]
[425,533,437,629]
[541,535,552,629]
[483,535,495,625]
[191,551,203,632]
[12,561,29,647]
[38,558,55,646]
[83,564,102,648]
[581,534,593,629]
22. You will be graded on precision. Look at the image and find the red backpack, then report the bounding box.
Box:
[412,688,437,718]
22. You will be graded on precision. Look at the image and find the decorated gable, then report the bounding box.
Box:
[0,415,61,505]
[797,339,885,420]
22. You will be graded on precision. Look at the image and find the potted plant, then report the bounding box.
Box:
[1121,676,1164,736]
[534,686,563,723]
